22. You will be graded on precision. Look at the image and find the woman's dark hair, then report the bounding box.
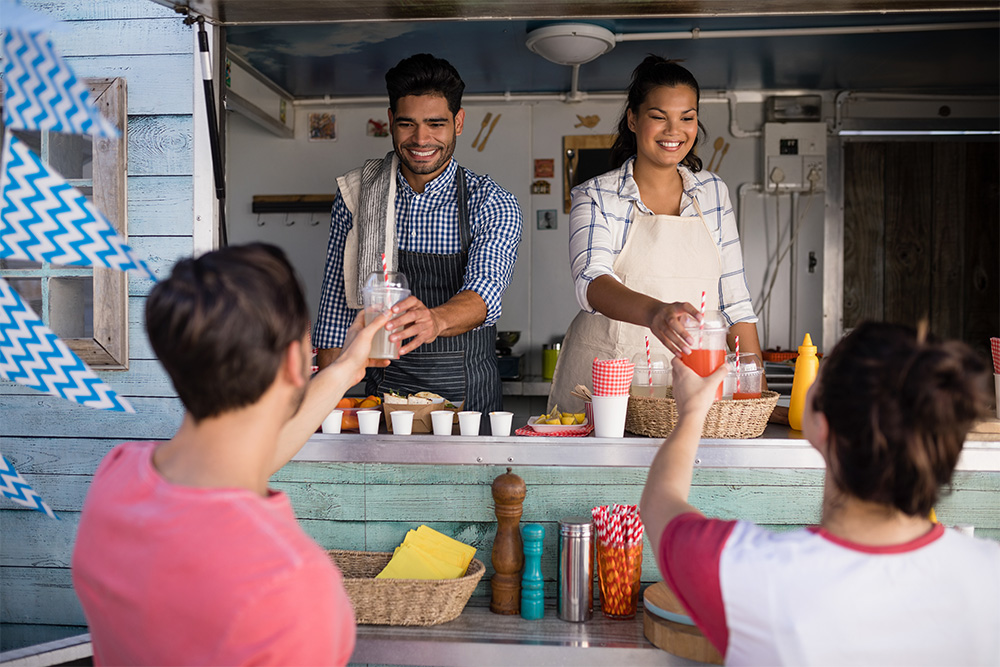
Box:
[146,243,309,422]
[812,321,990,517]
[385,53,465,116]
[610,55,706,171]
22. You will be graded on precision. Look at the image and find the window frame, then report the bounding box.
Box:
[0,78,129,369]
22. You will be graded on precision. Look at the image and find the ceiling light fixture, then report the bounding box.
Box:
[525,23,616,66]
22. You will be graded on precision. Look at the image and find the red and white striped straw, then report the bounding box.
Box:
[735,335,740,394]
[698,290,707,346]
[645,335,652,386]
[381,253,388,285]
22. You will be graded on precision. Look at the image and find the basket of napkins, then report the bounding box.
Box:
[328,525,484,626]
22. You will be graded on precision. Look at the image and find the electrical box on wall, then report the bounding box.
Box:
[763,122,827,193]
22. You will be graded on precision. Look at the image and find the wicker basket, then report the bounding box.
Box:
[328,550,485,626]
[626,389,779,439]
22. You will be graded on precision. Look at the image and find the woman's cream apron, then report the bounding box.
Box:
[548,200,722,413]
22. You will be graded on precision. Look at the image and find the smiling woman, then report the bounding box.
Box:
[548,56,765,414]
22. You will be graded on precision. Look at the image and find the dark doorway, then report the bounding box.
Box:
[843,140,999,362]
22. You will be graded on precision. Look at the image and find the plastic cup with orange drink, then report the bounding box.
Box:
[680,310,728,400]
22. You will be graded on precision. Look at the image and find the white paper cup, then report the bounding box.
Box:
[489,411,514,437]
[390,410,414,436]
[322,409,343,434]
[591,394,629,438]
[431,410,454,436]
[356,409,381,435]
[458,411,482,436]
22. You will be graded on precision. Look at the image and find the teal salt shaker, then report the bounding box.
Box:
[521,523,545,620]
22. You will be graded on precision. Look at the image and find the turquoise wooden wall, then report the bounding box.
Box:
[1,0,192,638]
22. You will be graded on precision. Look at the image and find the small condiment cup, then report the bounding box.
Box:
[489,411,513,437]
[356,409,381,435]
[430,409,454,436]
[390,410,414,436]
[321,409,343,434]
[458,411,482,436]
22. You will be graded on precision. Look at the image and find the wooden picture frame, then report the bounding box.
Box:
[563,134,615,213]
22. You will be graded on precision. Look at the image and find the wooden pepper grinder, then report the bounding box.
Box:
[490,467,526,614]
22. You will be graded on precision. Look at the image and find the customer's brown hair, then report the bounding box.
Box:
[146,243,309,421]
[811,321,989,516]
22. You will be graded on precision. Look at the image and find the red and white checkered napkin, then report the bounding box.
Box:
[592,358,634,396]
[991,338,1000,374]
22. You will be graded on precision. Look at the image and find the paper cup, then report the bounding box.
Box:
[322,409,343,434]
[357,409,381,435]
[591,394,629,438]
[390,410,414,436]
[489,411,513,437]
[431,410,454,436]
[458,411,482,436]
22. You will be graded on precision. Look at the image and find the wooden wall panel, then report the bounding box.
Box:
[962,142,1000,363]
[930,142,966,341]
[66,55,193,115]
[842,143,885,329]
[1,396,184,439]
[127,115,194,175]
[129,176,195,237]
[22,0,175,21]
[884,142,933,328]
[842,140,997,351]
[2,463,996,626]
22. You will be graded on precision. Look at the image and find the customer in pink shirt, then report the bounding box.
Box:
[641,322,999,665]
[73,243,390,666]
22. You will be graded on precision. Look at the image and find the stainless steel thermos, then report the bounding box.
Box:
[557,518,594,622]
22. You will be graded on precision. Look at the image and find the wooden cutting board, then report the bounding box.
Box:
[643,583,723,664]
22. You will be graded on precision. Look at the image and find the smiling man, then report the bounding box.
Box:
[315,54,522,413]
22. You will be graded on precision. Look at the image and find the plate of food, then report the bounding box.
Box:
[527,408,588,433]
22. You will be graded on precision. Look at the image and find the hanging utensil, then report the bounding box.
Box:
[477,113,501,152]
[706,137,724,172]
[714,142,731,172]
[471,112,492,149]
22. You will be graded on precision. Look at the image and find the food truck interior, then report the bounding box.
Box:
[176,1,999,407]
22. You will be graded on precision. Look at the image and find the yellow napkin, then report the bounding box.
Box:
[375,525,476,580]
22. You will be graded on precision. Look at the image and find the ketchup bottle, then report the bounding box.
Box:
[788,334,819,431]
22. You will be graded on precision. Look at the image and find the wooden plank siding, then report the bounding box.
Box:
[842,140,999,361]
[2,455,998,625]
[0,1,197,634]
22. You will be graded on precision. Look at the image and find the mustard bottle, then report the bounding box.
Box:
[788,333,819,431]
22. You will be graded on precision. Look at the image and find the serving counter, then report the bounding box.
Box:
[293,425,1000,471]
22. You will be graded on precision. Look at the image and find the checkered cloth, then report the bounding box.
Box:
[991,337,1000,374]
[516,424,594,437]
[592,358,634,396]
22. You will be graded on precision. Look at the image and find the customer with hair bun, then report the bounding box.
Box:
[641,321,1000,665]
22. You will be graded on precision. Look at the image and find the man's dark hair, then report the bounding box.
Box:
[145,243,309,422]
[385,53,465,115]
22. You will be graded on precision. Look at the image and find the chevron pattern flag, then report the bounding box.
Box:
[1,133,157,281]
[0,453,58,519]
[0,277,135,413]
[2,28,119,138]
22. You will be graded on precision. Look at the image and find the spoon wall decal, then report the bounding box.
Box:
[707,136,724,171]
